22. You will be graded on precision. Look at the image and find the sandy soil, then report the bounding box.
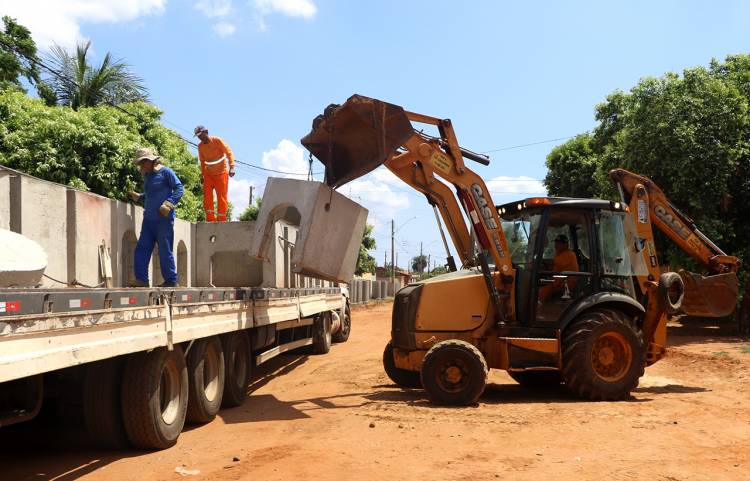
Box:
[2,301,749,481]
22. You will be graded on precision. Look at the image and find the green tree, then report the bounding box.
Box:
[355,224,377,276]
[411,254,428,273]
[44,41,148,109]
[0,16,42,92]
[545,54,750,277]
[239,198,262,221]
[0,90,203,221]
[544,133,602,198]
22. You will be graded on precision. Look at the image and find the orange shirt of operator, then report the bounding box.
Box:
[539,236,580,302]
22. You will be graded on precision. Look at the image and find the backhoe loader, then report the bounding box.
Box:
[301,95,685,405]
[609,169,745,338]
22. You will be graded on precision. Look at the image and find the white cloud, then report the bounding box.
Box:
[195,0,233,17]
[371,167,403,187]
[253,0,317,19]
[341,176,410,231]
[0,0,165,49]
[213,21,237,37]
[485,176,546,196]
[261,139,312,178]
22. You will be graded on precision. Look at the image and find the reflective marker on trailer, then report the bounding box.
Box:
[181,294,193,301]
[119,296,137,306]
[69,298,92,309]
[0,301,21,313]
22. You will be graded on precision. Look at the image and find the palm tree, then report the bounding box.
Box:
[44,41,148,109]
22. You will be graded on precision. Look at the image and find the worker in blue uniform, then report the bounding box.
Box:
[128,147,184,287]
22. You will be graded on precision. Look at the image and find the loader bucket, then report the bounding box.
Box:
[300,94,414,188]
[678,270,739,318]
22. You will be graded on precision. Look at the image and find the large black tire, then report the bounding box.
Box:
[221,331,252,408]
[332,303,351,343]
[83,358,127,448]
[562,308,645,401]
[186,336,225,423]
[508,370,563,388]
[382,341,421,388]
[121,346,188,450]
[659,272,685,315]
[312,312,332,354]
[420,340,488,406]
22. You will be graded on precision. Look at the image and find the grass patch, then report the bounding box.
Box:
[712,351,730,357]
[738,346,750,355]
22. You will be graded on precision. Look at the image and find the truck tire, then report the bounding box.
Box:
[121,346,188,450]
[332,303,351,343]
[420,340,487,406]
[508,370,562,388]
[383,341,421,388]
[738,303,750,338]
[562,308,645,401]
[221,331,252,408]
[186,336,225,423]
[83,358,127,448]
[658,272,684,315]
[312,312,332,354]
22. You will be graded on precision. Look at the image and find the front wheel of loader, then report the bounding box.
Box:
[382,341,421,388]
[421,340,487,406]
[562,308,644,401]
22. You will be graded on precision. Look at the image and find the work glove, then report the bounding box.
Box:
[128,191,140,202]
[159,200,175,217]
[229,167,236,178]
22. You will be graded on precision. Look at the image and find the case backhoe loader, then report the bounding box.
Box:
[609,169,745,338]
[302,95,685,405]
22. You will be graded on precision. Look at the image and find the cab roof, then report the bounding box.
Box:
[496,196,626,216]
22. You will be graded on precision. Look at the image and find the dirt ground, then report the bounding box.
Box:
[2,301,750,481]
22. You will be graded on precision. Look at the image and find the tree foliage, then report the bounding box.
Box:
[355,224,377,276]
[411,254,428,273]
[0,16,42,92]
[43,41,148,109]
[0,90,203,221]
[544,54,750,277]
[239,198,262,221]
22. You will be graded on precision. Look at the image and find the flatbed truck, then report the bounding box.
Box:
[0,284,351,449]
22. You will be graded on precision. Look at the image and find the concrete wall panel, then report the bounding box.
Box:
[194,221,262,287]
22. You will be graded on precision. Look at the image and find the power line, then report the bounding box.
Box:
[482,135,578,153]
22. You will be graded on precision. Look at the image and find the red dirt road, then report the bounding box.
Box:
[2,301,750,481]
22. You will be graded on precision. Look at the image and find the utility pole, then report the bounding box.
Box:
[420,242,423,274]
[391,219,396,285]
[249,186,253,206]
[428,254,431,275]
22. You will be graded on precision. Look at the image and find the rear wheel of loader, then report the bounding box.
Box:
[562,308,644,401]
[738,303,750,338]
[421,340,487,406]
[382,341,421,388]
[508,370,563,388]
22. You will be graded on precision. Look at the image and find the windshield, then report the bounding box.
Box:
[598,210,647,297]
[501,212,543,268]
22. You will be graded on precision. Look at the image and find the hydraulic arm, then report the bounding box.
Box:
[610,168,740,318]
[301,95,515,321]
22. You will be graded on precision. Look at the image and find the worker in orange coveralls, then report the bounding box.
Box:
[194,125,235,222]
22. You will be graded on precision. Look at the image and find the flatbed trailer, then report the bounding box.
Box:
[0,285,351,449]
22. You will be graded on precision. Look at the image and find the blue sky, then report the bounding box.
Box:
[3,0,750,270]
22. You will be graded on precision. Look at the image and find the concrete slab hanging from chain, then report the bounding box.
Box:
[250,177,368,284]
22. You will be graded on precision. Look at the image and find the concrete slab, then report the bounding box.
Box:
[251,178,368,283]
[194,221,262,287]
[0,228,47,287]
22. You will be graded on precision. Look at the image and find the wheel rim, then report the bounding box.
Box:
[203,342,221,402]
[159,360,181,425]
[231,340,248,388]
[590,332,632,382]
[435,357,471,393]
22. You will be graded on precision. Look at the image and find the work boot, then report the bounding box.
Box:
[129,279,149,288]
[159,281,179,288]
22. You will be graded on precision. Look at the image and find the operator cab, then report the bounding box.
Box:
[498,197,645,326]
